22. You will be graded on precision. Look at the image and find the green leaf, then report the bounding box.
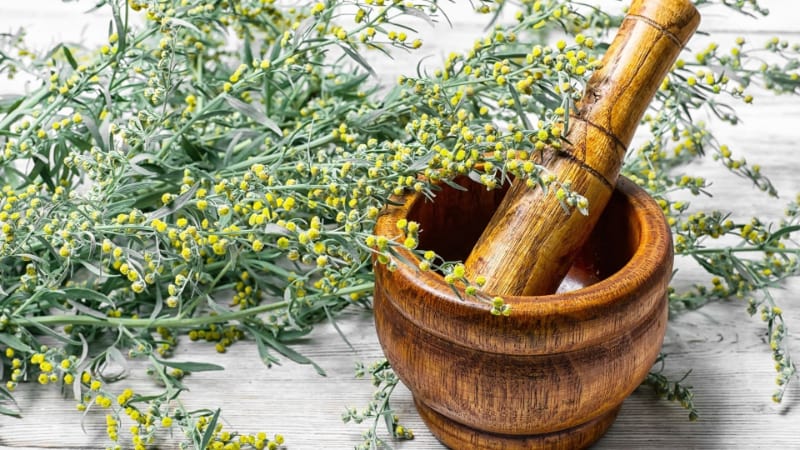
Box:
[61,44,78,70]
[79,260,115,278]
[0,384,15,401]
[97,346,129,382]
[110,1,127,56]
[128,153,165,177]
[692,255,720,276]
[254,335,281,368]
[28,156,54,190]
[441,177,468,192]
[257,333,326,376]
[0,333,34,353]
[507,83,533,130]
[338,43,376,78]
[730,255,759,287]
[65,133,93,152]
[383,408,396,437]
[0,404,21,418]
[0,95,24,115]
[154,358,225,373]
[766,224,800,245]
[323,305,354,351]
[223,95,281,136]
[242,31,253,67]
[199,409,221,450]
[61,287,113,303]
[0,385,21,417]
[146,184,199,221]
[268,39,282,62]
[166,17,202,35]
[181,135,219,165]
[17,320,80,346]
[400,5,436,27]
[293,16,315,47]
[324,72,370,96]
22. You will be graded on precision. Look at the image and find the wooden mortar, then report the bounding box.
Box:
[372,1,696,447]
[464,0,699,296]
[373,176,673,449]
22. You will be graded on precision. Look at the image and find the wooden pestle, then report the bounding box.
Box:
[464,0,700,296]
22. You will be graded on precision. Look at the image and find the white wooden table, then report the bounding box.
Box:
[1,1,799,449]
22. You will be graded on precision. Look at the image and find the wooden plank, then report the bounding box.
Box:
[1,1,798,448]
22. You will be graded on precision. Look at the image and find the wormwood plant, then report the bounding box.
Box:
[0,0,797,449]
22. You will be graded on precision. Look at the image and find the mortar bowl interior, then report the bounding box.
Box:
[409,177,636,294]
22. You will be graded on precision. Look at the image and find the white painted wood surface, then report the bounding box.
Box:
[1,1,799,449]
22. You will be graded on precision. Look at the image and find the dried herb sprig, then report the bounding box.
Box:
[342,359,414,450]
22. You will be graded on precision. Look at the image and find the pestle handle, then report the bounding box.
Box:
[463,0,699,296]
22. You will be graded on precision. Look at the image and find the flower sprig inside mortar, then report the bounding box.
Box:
[366,19,602,315]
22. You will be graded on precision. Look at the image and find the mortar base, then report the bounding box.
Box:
[415,398,620,450]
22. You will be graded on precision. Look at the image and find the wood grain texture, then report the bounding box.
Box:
[373,177,673,448]
[1,1,799,449]
[464,0,699,296]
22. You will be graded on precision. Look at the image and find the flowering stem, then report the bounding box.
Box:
[12,282,374,329]
[156,95,226,160]
[221,133,338,173]
[684,246,797,255]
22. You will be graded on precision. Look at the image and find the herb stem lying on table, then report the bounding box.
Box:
[12,282,374,329]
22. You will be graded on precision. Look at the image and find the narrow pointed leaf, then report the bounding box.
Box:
[257,333,326,376]
[154,358,225,373]
[338,44,377,78]
[199,408,221,450]
[0,333,34,353]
